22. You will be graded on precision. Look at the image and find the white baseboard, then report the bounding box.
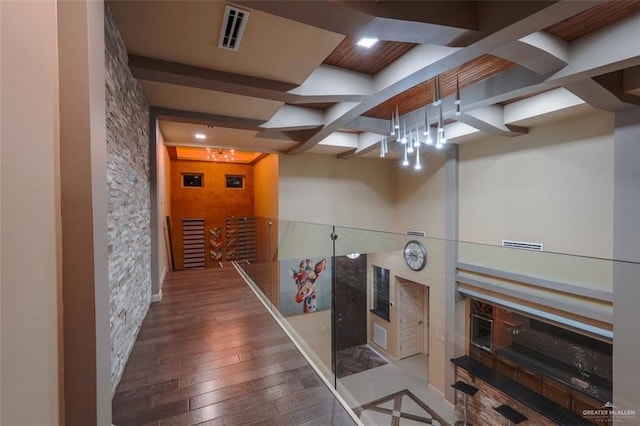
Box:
[429,382,450,402]
[151,267,167,303]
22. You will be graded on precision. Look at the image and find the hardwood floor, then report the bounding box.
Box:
[112,267,356,426]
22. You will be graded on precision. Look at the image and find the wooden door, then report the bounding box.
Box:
[399,281,425,358]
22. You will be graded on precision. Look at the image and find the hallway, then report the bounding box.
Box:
[112,267,356,425]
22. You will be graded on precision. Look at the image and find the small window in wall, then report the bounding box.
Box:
[226,175,244,189]
[371,265,390,320]
[182,173,203,188]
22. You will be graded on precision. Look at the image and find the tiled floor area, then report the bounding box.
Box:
[338,352,458,426]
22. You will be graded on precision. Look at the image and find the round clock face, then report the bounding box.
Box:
[404,240,427,271]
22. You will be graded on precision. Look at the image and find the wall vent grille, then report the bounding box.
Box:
[373,323,388,350]
[218,5,249,51]
[501,240,544,251]
[406,230,426,237]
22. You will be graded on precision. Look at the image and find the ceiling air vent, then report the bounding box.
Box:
[218,5,249,51]
[406,230,426,237]
[502,240,544,251]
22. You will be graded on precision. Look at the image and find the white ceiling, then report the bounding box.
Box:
[107,1,640,162]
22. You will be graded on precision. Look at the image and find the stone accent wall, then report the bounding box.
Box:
[105,5,151,394]
[513,327,612,381]
[455,367,557,426]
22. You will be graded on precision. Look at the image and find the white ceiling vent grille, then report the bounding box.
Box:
[502,240,544,251]
[218,5,249,51]
[406,230,426,237]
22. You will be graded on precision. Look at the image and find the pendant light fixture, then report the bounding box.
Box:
[400,119,408,144]
[424,106,433,145]
[379,134,388,158]
[383,73,463,169]
[414,144,422,170]
[407,129,414,154]
[436,104,445,149]
[390,112,396,136]
[402,142,409,166]
[455,74,461,116]
[433,75,441,106]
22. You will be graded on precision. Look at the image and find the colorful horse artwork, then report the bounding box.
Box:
[289,258,327,313]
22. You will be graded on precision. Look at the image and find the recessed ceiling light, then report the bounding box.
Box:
[356,37,378,48]
[195,133,206,140]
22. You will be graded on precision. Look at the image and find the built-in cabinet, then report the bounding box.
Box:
[469,345,494,368]
[516,365,543,393]
[496,355,516,380]
[466,299,612,425]
[542,376,571,409]
[572,391,610,425]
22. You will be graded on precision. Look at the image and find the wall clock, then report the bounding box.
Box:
[404,240,427,271]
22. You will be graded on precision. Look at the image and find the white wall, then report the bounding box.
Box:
[367,240,448,394]
[279,154,396,231]
[394,152,447,238]
[276,111,620,405]
[278,150,451,394]
[1,1,61,423]
[459,110,615,258]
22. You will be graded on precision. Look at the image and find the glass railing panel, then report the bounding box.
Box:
[236,218,638,424]
[271,220,336,383]
[332,226,456,424]
[238,216,276,311]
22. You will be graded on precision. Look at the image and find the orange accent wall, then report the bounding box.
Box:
[170,160,255,269]
[254,154,280,307]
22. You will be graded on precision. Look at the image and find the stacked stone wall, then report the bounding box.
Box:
[105,4,151,394]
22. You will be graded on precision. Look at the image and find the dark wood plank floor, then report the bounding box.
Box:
[112,267,357,426]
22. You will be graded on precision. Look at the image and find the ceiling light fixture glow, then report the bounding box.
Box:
[195,133,206,140]
[356,37,379,48]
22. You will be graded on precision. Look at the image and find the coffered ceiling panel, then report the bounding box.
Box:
[107,1,640,161]
[363,55,518,119]
[323,36,417,75]
[545,0,640,41]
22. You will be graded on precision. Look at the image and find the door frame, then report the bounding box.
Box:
[398,279,428,358]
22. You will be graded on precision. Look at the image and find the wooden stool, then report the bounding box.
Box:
[494,404,527,425]
[452,381,479,426]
